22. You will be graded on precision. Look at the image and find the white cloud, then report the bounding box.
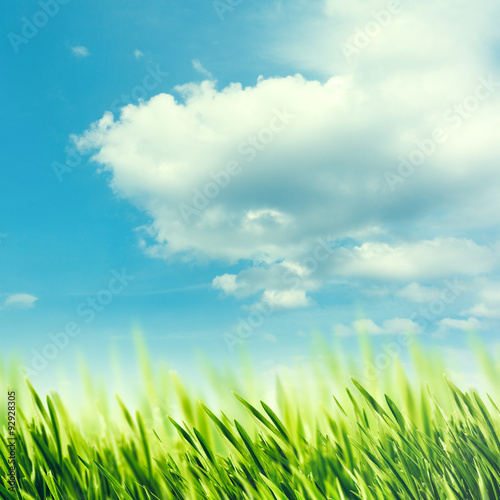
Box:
[77,0,500,303]
[76,73,500,266]
[212,261,321,304]
[134,50,144,59]
[214,269,313,309]
[192,59,213,79]
[4,293,38,309]
[274,0,497,78]
[213,274,243,296]
[332,238,497,281]
[261,289,312,310]
[71,46,90,58]
[461,279,500,319]
[335,317,420,336]
[464,303,497,318]
[438,317,483,332]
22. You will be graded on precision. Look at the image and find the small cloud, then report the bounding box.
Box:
[213,274,246,297]
[261,289,312,310]
[461,303,500,319]
[439,317,483,332]
[134,49,144,59]
[71,46,90,58]
[334,317,420,337]
[4,293,38,309]
[192,59,213,79]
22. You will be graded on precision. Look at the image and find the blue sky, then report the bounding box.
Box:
[2,0,500,389]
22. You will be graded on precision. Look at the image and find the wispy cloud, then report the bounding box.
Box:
[192,59,213,79]
[440,317,484,331]
[71,46,90,58]
[134,49,144,59]
[3,293,39,309]
[435,317,484,338]
[334,318,421,336]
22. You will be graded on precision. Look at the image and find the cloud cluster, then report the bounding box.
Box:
[76,0,500,313]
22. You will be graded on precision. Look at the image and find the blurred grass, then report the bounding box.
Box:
[1,331,500,499]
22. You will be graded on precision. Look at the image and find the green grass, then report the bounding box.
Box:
[1,334,500,499]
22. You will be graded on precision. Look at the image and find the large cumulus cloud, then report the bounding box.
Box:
[76,0,500,307]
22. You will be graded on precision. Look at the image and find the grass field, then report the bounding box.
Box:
[1,334,500,499]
